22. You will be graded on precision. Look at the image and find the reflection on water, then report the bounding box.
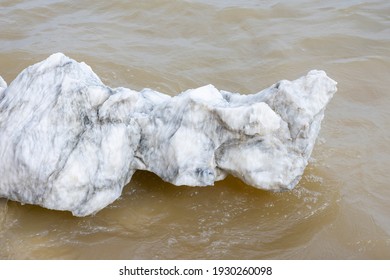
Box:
[0,169,340,259]
[1,0,390,259]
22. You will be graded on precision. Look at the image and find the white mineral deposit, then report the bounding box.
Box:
[0,53,337,216]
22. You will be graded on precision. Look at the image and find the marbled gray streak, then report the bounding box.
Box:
[0,54,336,216]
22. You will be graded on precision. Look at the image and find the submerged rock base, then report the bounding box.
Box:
[0,53,337,216]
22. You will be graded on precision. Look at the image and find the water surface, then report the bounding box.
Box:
[0,0,389,259]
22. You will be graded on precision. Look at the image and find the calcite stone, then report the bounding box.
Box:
[0,53,337,216]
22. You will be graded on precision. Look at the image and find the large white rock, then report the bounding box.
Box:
[0,53,337,216]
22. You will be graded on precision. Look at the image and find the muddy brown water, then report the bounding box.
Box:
[0,0,389,259]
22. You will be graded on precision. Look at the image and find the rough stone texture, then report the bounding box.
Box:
[0,53,337,216]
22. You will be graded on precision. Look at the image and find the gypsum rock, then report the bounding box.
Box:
[0,53,337,216]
